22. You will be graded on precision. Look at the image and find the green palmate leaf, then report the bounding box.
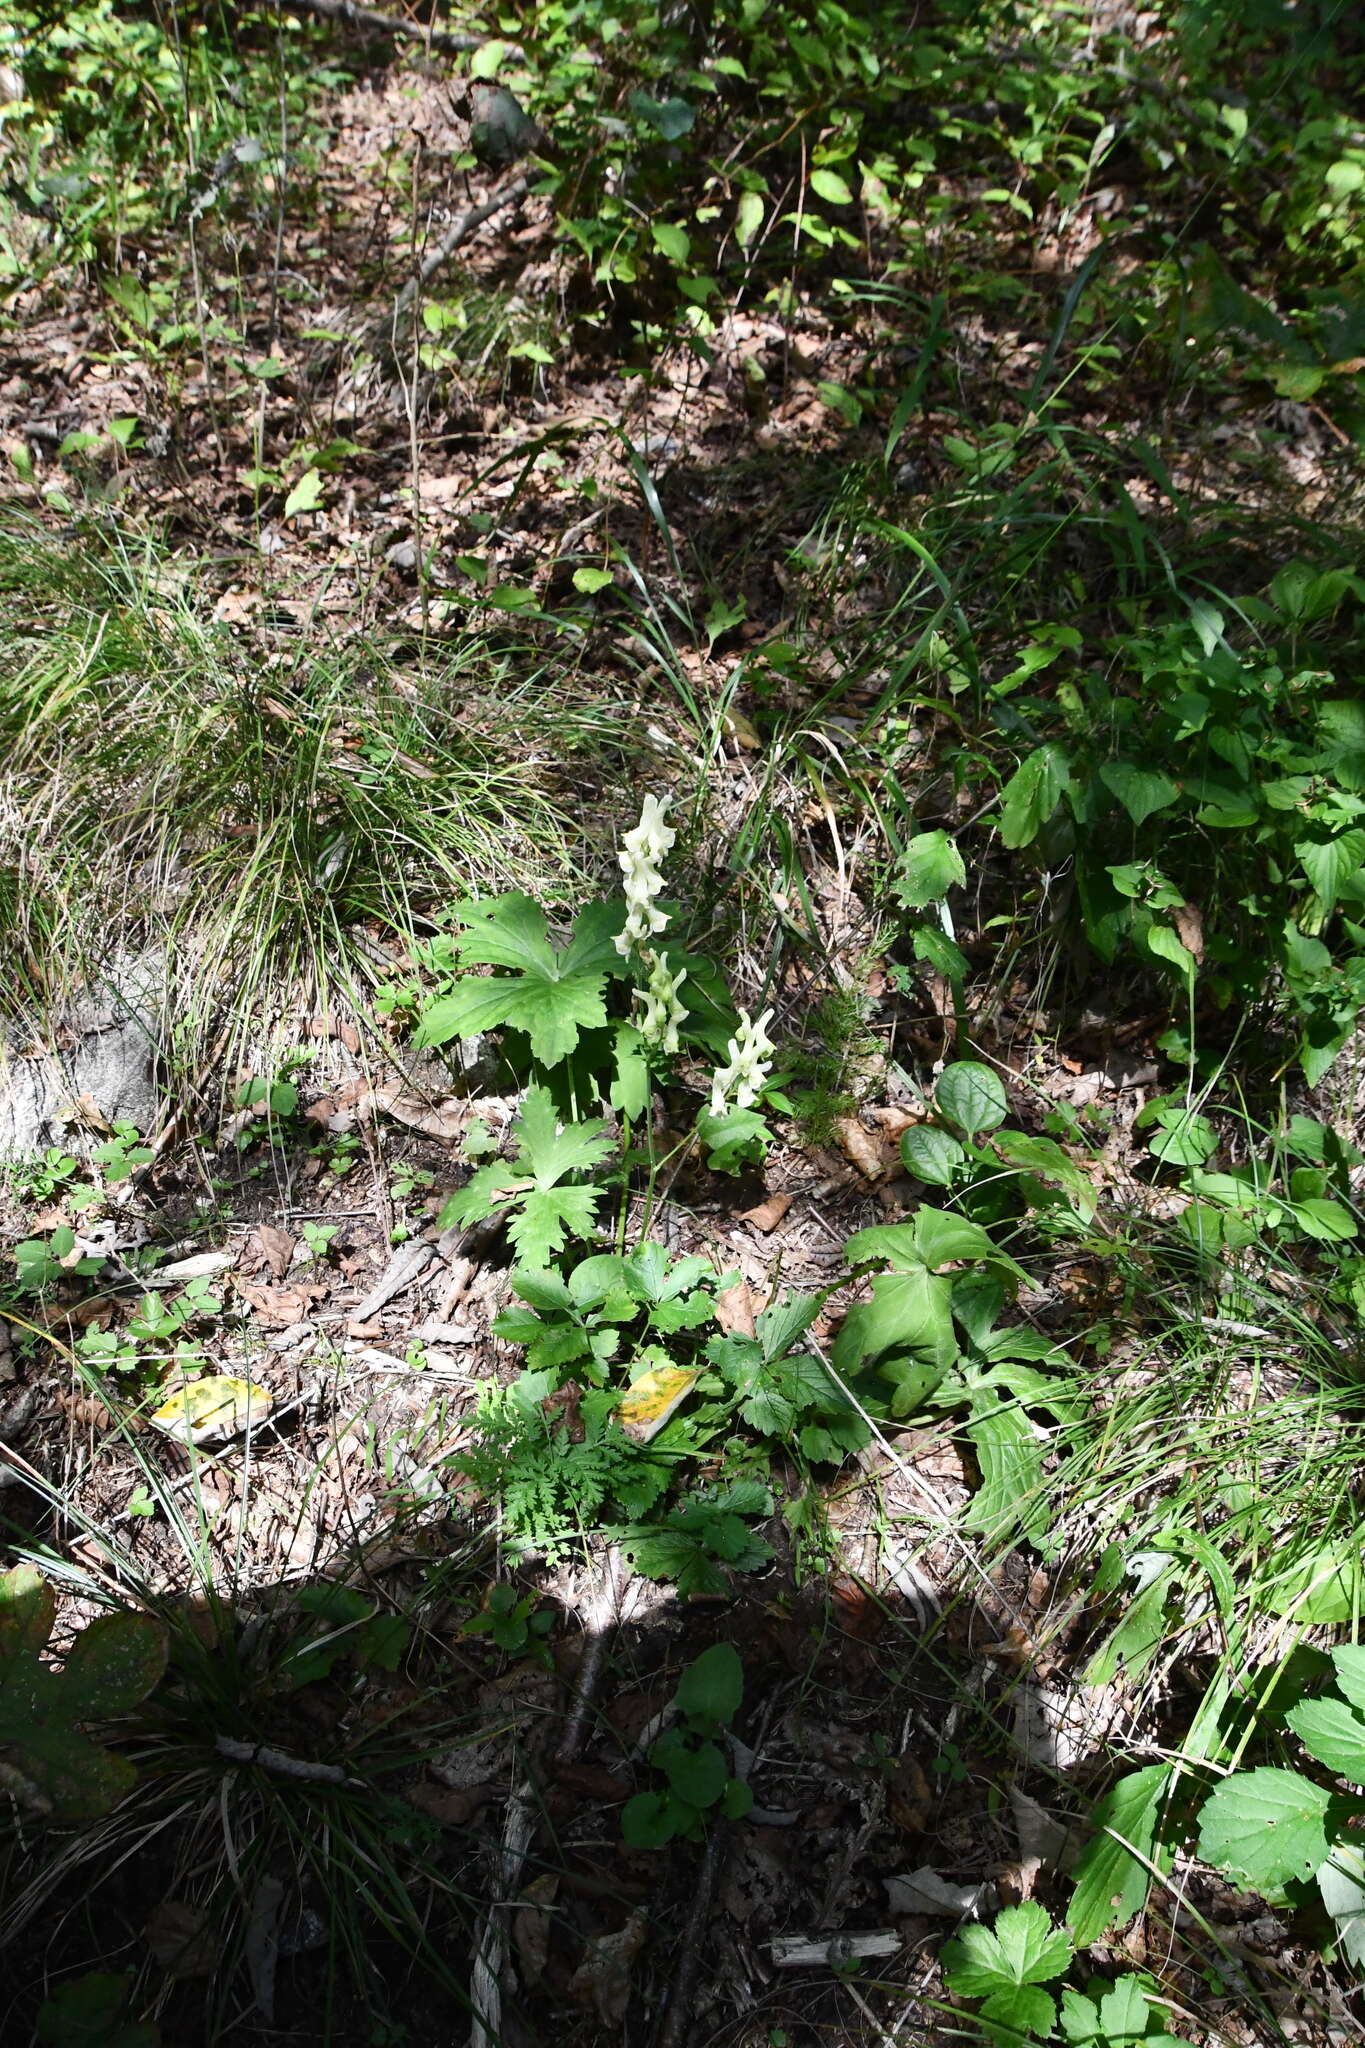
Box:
[1286,1697,1365,1782]
[935,1061,1008,1135]
[1060,1975,1192,2047]
[1100,761,1181,826]
[60,1613,168,1717]
[1258,1538,1365,1622]
[439,1087,612,1266]
[894,828,965,908]
[998,743,1071,849]
[942,1902,1073,2000]
[1198,1767,1331,1888]
[414,895,625,1068]
[1068,1764,1174,1945]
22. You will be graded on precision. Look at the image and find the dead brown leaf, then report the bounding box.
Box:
[738,1192,792,1233]
[713,1277,759,1339]
[407,1778,505,1826]
[253,1224,296,1281]
[833,1115,888,1182]
[569,1910,648,2028]
[1174,901,1205,962]
[513,1874,558,1988]
[144,1899,219,1977]
[304,1014,362,1054]
[236,1279,325,1327]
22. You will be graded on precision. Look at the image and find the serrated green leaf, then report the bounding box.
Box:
[1333,1647,1365,1713]
[999,744,1070,849]
[1198,1767,1331,1888]
[942,1901,1072,1998]
[1286,1697,1365,1782]
[982,1985,1058,2041]
[894,829,966,908]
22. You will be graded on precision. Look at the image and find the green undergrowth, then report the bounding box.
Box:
[0,521,599,1075]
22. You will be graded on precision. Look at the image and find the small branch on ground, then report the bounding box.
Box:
[274,0,496,55]
[556,1545,628,1768]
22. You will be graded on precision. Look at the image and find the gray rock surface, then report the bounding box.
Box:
[0,954,164,1162]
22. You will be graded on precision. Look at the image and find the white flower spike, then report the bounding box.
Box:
[615,793,676,957]
[710,1007,776,1117]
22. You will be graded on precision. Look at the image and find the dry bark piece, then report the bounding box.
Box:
[512,1874,558,1988]
[770,1931,901,1967]
[884,1869,991,1917]
[350,1240,433,1321]
[737,1192,792,1232]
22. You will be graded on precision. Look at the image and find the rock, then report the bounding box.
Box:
[0,953,164,1162]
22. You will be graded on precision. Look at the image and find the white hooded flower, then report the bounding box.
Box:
[709,1007,776,1116]
[615,793,676,957]
[635,947,688,1054]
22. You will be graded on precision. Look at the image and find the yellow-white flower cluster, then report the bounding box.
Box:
[709,1008,776,1117]
[615,794,689,1053]
[637,947,688,1056]
[614,793,675,956]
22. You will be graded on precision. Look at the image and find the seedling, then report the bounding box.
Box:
[621,1643,752,1846]
[461,1582,555,1665]
[941,1904,1192,2046]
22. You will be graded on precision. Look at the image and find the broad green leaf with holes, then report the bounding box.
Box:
[1198,1768,1331,1888]
[1285,1696,1365,1782]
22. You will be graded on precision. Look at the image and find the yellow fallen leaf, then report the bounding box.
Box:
[617,1364,700,1444]
[150,1377,273,1447]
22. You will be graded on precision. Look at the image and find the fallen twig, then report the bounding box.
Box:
[556,1545,627,1767]
[386,173,529,336]
[216,1734,365,1787]
[272,0,493,54]
[469,1783,536,2048]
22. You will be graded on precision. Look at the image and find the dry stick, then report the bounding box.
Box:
[273,0,492,52]
[384,173,528,338]
[555,1545,627,1767]
[654,1819,730,2048]
[469,1784,536,2048]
